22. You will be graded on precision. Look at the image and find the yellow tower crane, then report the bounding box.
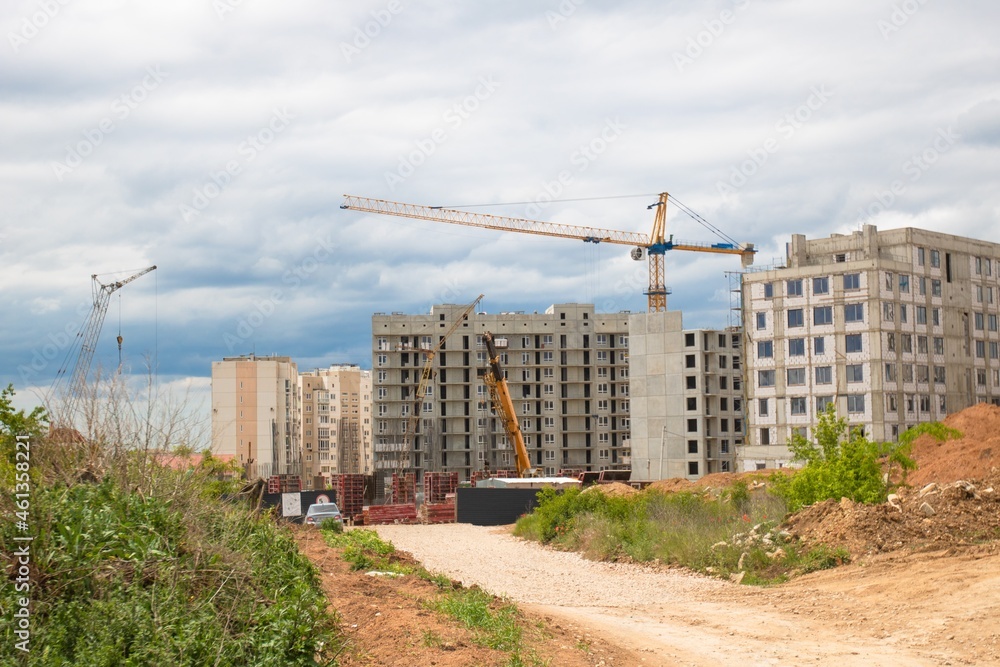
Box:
[341,193,755,312]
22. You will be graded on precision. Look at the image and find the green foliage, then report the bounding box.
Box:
[320,517,344,533]
[427,587,522,652]
[322,528,408,573]
[0,477,339,666]
[772,405,959,512]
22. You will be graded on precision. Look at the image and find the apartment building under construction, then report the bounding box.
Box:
[741,225,1000,469]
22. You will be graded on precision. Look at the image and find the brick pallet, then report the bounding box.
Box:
[364,503,418,525]
[420,501,456,524]
[333,473,365,521]
[423,472,459,503]
[391,473,416,504]
[267,475,301,493]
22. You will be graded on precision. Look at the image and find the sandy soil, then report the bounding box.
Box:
[373,523,1000,666]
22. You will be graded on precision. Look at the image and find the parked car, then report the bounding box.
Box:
[304,502,343,527]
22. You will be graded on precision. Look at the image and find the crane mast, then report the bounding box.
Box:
[482,331,533,477]
[341,193,755,312]
[53,266,157,424]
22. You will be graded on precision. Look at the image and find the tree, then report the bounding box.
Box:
[773,405,958,513]
[0,384,48,454]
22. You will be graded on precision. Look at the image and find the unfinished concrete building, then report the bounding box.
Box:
[628,311,743,481]
[299,364,373,489]
[371,303,632,489]
[741,225,1000,469]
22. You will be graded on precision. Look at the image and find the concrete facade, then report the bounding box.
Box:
[741,225,1000,469]
[371,303,632,489]
[299,365,373,488]
[210,355,300,478]
[629,311,742,481]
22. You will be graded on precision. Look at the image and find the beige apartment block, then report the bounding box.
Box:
[741,225,1000,469]
[299,365,373,488]
[211,355,300,479]
[372,303,632,490]
[629,311,743,481]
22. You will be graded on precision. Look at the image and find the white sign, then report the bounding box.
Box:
[281,492,302,517]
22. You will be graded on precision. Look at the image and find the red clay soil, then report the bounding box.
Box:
[293,527,640,667]
[907,402,1000,486]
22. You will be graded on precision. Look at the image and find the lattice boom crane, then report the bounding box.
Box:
[341,193,755,312]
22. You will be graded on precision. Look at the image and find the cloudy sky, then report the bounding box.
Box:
[3,0,999,420]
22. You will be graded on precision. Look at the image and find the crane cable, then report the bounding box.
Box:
[116,293,123,372]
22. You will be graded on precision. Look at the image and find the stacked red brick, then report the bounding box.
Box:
[333,473,365,522]
[421,472,458,524]
[267,475,301,493]
[363,503,418,524]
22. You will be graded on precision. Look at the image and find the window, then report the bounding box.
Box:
[845,334,863,353]
[975,312,985,331]
[815,366,832,384]
[816,395,833,412]
[917,336,928,354]
[846,364,864,383]
[932,279,941,297]
[847,394,865,413]
[686,376,697,389]
[903,364,913,382]
[788,338,805,356]
[883,302,894,322]
[900,304,908,323]
[899,274,909,293]
[902,334,912,353]
[933,337,944,355]
[887,394,897,412]
[685,354,696,368]
[377,354,387,366]
[976,340,986,359]
[758,370,775,387]
[887,332,896,352]
[688,462,699,476]
[990,315,998,332]
[916,365,929,383]
[977,369,987,386]
[760,428,771,445]
[789,397,806,415]
[786,279,803,296]
[764,282,773,298]
[844,273,860,290]
[919,277,927,296]
[787,367,805,385]
[757,340,773,358]
[930,249,940,267]
[934,366,946,383]
[813,276,829,294]
[885,272,894,290]
[933,308,940,326]
[687,418,698,432]
[688,440,699,454]
[686,396,697,410]
[917,306,927,325]
[814,337,825,355]
[788,309,804,327]
[758,398,769,416]
[844,303,864,323]
[885,363,897,382]
[814,306,833,326]
[756,312,766,330]
[991,342,999,359]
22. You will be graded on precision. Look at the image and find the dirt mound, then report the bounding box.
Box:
[648,478,695,493]
[784,468,1000,558]
[908,402,1000,486]
[583,482,638,497]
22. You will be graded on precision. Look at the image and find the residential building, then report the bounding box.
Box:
[741,225,1000,469]
[372,303,632,492]
[211,355,300,479]
[628,311,742,481]
[299,364,373,488]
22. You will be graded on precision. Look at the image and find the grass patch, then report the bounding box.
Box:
[514,481,850,585]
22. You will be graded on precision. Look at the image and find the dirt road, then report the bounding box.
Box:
[374,523,1000,666]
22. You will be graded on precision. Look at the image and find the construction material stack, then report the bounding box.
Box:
[391,472,416,504]
[421,472,458,524]
[333,473,365,523]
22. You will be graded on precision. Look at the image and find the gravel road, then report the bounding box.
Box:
[371,523,1000,666]
[373,523,724,608]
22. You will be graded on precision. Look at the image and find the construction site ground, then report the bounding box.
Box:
[299,404,1000,666]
